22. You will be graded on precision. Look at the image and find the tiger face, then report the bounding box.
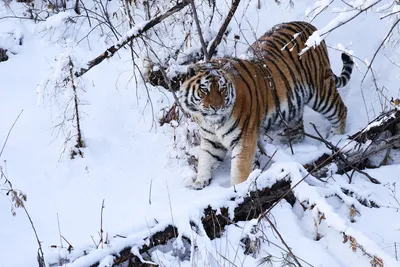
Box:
[179,67,235,124]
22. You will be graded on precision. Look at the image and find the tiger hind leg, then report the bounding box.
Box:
[278,118,305,144]
[308,77,347,134]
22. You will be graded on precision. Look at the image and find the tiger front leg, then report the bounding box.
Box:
[230,132,257,185]
[190,137,227,189]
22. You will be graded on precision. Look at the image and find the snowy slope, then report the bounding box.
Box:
[1,0,400,266]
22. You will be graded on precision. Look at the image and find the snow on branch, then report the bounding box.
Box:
[300,0,382,56]
[75,0,190,78]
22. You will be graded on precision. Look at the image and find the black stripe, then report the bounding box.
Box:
[204,149,224,161]
[223,116,241,138]
[204,138,226,150]
[234,59,262,124]
[200,126,213,134]
[343,66,353,73]
[265,59,294,119]
[230,116,251,148]
[230,132,242,148]
[322,93,338,115]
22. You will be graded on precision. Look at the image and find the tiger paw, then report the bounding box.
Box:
[185,179,211,190]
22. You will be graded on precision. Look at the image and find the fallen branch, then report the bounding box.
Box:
[88,225,181,267]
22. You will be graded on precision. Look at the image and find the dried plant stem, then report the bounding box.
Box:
[57,213,63,248]
[99,199,105,248]
[0,110,23,158]
[23,206,46,267]
[264,215,302,267]
[68,56,84,153]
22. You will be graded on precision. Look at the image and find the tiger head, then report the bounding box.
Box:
[178,63,236,124]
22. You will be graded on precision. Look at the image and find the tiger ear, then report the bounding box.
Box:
[186,64,199,78]
[222,61,234,72]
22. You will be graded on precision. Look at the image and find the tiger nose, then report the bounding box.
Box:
[210,104,221,111]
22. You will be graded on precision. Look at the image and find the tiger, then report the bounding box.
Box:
[178,21,354,189]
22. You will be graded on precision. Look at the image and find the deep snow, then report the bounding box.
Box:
[1,0,400,266]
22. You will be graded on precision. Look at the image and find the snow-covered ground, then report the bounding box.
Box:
[1,0,400,266]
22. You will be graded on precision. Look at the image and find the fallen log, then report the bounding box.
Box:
[201,179,294,240]
[51,179,293,267]
[349,108,400,143]
[304,108,400,181]
[91,225,180,267]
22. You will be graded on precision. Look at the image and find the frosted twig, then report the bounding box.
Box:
[301,0,383,56]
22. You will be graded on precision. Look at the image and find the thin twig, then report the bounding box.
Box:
[76,0,190,77]
[189,0,209,60]
[320,0,382,37]
[361,18,400,84]
[165,181,177,239]
[143,39,189,118]
[261,149,278,172]
[149,179,153,205]
[264,215,302,267]
[300,0,383,56]
[0,110,23,158]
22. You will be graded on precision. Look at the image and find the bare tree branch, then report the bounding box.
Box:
[75,0,190,77]
[207,0,241,60]
[190,0,209,60]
